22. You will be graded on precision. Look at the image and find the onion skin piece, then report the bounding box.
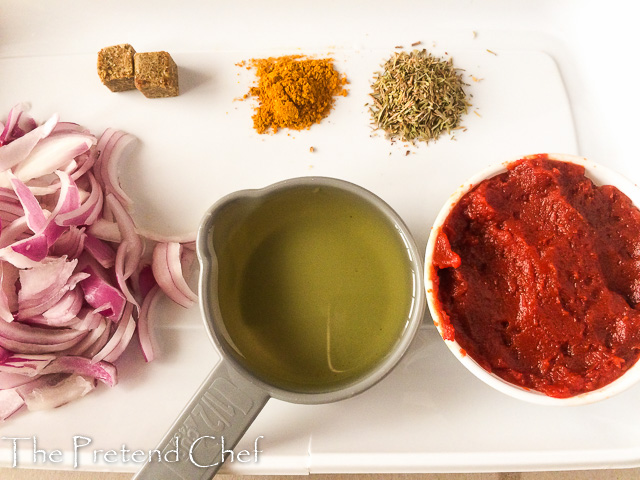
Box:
[17,373,96,411]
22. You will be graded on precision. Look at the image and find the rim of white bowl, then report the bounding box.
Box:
[424,153,640,406]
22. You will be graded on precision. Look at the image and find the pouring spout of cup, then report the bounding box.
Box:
[132,359,269,480]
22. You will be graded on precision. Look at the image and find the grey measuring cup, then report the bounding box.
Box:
[133,177,425,479]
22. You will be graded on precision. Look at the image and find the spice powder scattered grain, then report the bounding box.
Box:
[241,55,348,134]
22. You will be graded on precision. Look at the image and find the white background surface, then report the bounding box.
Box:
[1,0,639,474]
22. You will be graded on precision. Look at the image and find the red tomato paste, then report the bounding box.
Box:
[432,155,640,398]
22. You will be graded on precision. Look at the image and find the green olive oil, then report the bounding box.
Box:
[213,185,415,393]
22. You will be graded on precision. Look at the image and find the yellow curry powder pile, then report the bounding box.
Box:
[241,55,348,134]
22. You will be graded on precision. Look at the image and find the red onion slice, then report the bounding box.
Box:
[83,233,115,269]
[55,172,103,226]
[40,355,117,387]
[0,317,87,346]
[7,172,47,233]
[137,285,161,362]
[12,132,96,185]
[0,104,36,146]
[95,129,135,207]
[0,113,58,171]
[18,258,87,319]
[0,334,88,355]
[0,388,25,420]
[0,371,33,389]
[78,264,126,322]
[91,303,135,363]
[152,242,197,308]
[26,288,84,327]
[0,353,56,377]
[62,316,108,355]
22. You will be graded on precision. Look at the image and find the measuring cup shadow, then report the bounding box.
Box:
[133,177,426,479]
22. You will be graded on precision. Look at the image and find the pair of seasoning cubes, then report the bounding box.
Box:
[97,44,179,98]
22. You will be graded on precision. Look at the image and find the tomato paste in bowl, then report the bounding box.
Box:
[425,153,640,405]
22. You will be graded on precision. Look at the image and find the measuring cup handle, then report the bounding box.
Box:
[133,359,270,480]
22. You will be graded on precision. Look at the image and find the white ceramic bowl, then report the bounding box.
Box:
[425,153,640,406]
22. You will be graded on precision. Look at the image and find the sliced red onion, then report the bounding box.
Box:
[40,356,117,387]
[55,172,103,226]
[0,216,29,249]
[0,104,36,146]
[0,113,58,172]
[1,232,49,267]
[50,227,86,259]
[18,257,87,319]
[152,242,198,308]
[0,317,87,346]
[18,373,96,411]
[0,106,198,419]
[26,288,84,327]
[83,233,115,268]
[106,194,143,305]
[136,264,157,300]
[12,132,96,185]
[92,303,134,363]
[0,353,56,377]
[7,171,47,233]
[0,388,25,420]
[95,129,135,207]
[73,308,105,332]
[62,316,108,355]
[87,218,121,243]
[134,227,197,245]
[50,170,81,218]
[0,262,18,322]
[78,264,126,321]
[0,371,34,389]
[0,201,25,219]
[137,285,161,362]
[0,333,88,355]
[51,122,91,136]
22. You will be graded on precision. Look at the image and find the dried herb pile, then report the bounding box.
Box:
[241,55,348,134]
[369,49,470,143]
